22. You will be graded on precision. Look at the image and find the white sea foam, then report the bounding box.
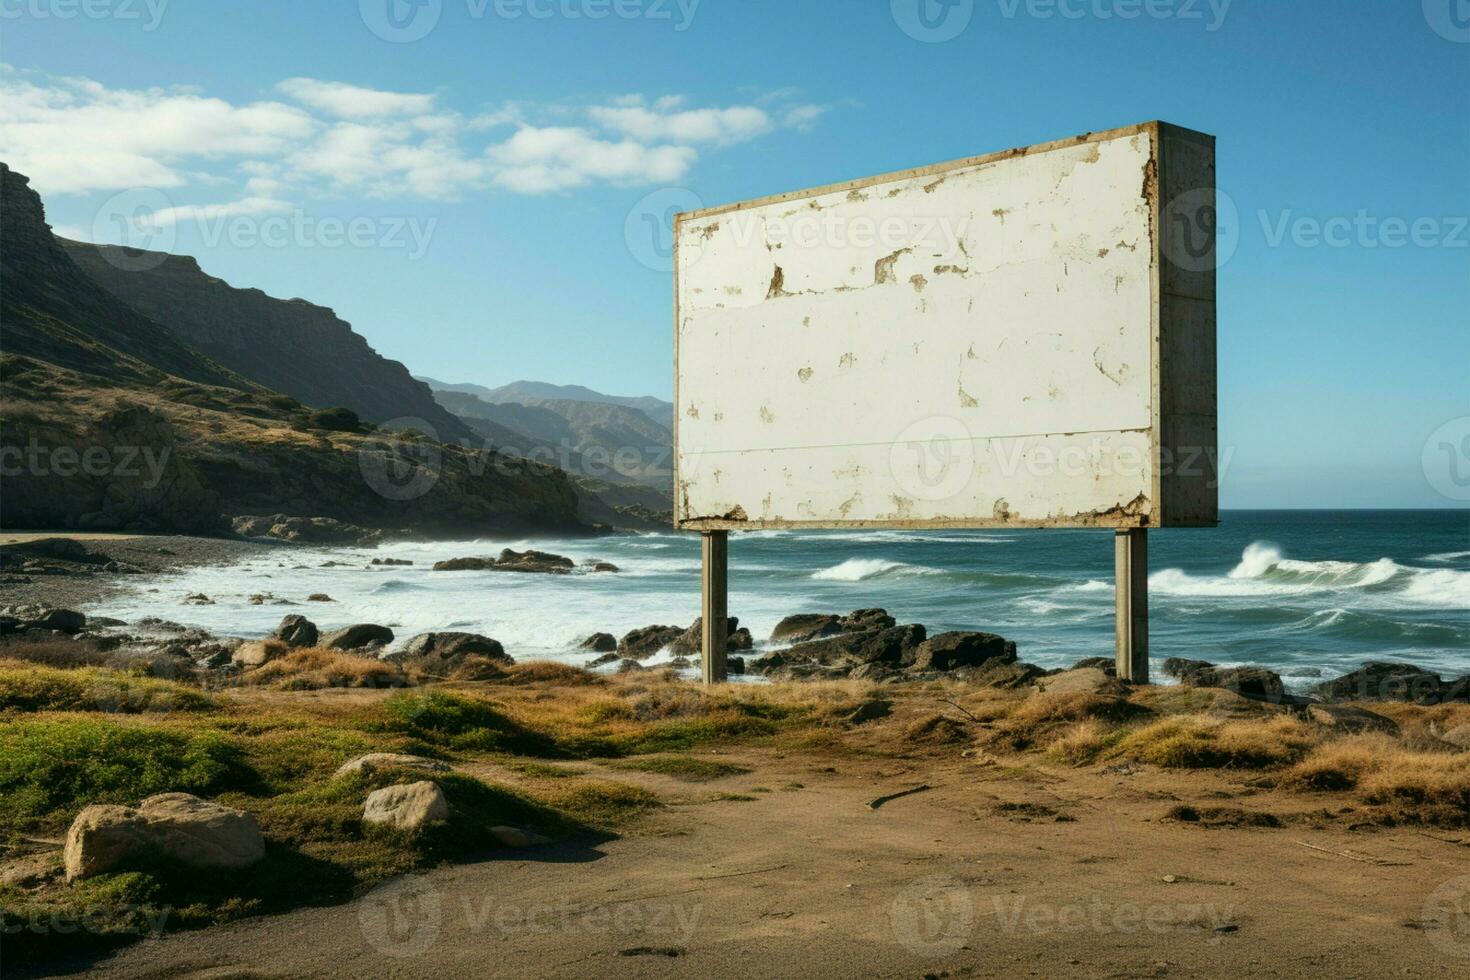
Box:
[1153,541,1470,607]
[809,557,939,582]
[1424,550,1470,564]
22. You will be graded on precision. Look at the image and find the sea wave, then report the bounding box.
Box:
[810,558,940,581]
[1424,550,1470,564]
[1152,541,1470,607]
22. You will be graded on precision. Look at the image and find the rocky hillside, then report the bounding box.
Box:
[433,391,671,487]
[62,240,475,444]
[0,166,254,392]
[0,163,586,539]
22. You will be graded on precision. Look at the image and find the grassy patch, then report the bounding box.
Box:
[1111,716,1315,770]
[611,756,750,782]
[534,780,662,827]
[0,719,249,837]
[372,691,563,756]
[0,662,213,713]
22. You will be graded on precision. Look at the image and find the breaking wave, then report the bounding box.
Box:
[810,558,940,582]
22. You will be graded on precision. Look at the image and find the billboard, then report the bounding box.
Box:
[673,121,1217,531]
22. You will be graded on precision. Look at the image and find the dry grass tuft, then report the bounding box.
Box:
[500,662,601,686]
[1282,734,1470,826]
[246,648,411,690]
[1111,715,1316,770]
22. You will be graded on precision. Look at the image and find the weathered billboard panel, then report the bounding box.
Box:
[674,121,1216,530]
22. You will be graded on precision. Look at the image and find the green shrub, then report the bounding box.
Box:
[0,664,212,713]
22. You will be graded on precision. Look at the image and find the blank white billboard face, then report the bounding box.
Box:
[674,121,1217,531]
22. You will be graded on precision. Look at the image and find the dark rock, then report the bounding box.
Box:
[1310,662,1447,705]
[233,515,383,547]
[619,625,684,659]
[579,632,618,653]
[846,699,892,725]
[492,549,575,574]
[433,549,577,575]
[273,614,318,649]
[432,557,496,571]
[320,623,394,651]
[591,562,620,573]
[29,608,87,634]
[371,558,414,566]
[586,653,620,668]
[182,593,214,606]
[783,624,927,667]
[1165,658,1287,702]
[1443,675,1469,704]
[770,614,843,644]
[912,632,1016,672]
[616,658,648,673]
[395,632,512,679]
[726,656,746,676]
[307,594,334,602]
[670,617,749,655]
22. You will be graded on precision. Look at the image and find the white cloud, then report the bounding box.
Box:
[150,196,294,228]
[0,71,313,195]
[0,68,830,207]
[587,104,771,145]
[276,78,437,119]
[489,126,696,193]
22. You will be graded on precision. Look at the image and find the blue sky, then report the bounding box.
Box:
[1,0,1466,508]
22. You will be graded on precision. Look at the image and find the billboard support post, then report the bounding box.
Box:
[1115,528,1149,683]
[701,531,729,684]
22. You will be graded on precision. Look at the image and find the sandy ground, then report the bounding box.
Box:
[0,533,279,610]
[41,744,1470,979]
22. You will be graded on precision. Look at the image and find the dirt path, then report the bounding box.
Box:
[52,746,1469,979]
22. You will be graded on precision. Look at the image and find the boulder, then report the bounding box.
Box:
[335,753,451,779]
[616,659,648,673]
[232,639,285,668]
[362,782,448,833]
[396,632,512,679]
[579,632,618,653]
[618,625,683,659]
[962,660,1046,689]
[274,614,319,649]
[307,593,334,603]
[1310,662,1447,705]
[1164,658,1287,702]
[586,653,620,668]
[372,558,414,567]
[785,624,927,667]
[911,631,1016,672]
[1443,676,1469,703]
[1033,667,1129,697]
[28,608,87,634]
[182,593,214,606]
[320,623,395,651]
[591,562,620,573]
[64,793,265,881]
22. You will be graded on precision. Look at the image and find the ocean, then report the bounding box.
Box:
[89,510,1469,688]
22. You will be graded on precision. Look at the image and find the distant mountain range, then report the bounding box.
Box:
[0,161,666,536]
[418,377,674,431]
